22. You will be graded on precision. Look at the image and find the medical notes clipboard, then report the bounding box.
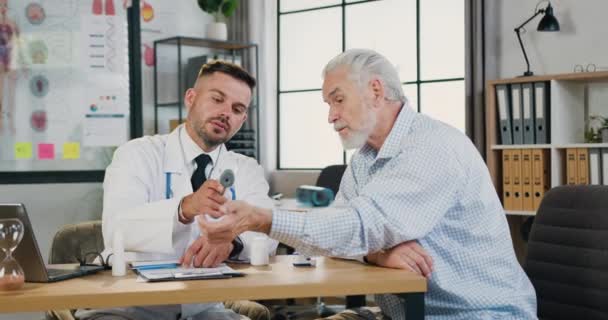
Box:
[134,264,244,282]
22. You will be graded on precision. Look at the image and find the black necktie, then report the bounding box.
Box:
[191,154,212,192]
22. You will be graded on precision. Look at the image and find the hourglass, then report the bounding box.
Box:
[0,218,25,290]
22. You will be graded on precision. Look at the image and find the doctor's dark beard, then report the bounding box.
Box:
[193,116,233,149]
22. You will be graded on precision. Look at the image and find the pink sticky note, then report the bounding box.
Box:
[38,143,55,160]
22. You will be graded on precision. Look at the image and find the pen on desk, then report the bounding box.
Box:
[133,263,179,270]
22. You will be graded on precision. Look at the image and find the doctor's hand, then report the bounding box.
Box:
[198,200,273,245]
[180,234,233,268]
[365,240,434,278]
[181,180,227,221]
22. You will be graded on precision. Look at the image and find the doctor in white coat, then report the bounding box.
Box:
[78,61,277,320]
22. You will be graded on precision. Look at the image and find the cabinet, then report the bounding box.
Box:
[485,71,608,261]
[154,37,260,159]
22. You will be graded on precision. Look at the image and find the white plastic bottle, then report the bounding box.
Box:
[111,225,126,276]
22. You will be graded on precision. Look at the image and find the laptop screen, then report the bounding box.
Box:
[0,203,55,282]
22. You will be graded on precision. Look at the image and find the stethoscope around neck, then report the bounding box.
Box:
[165,128,236,200]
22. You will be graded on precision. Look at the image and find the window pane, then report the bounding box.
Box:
[280,0,340,12]
[345,0,417,82]
[402,83,418,111]
[420,0,465,80]
[280,9,342,91]
[420,81,465,132]
[280,92,344,168]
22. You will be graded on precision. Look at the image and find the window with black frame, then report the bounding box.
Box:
[277,0,465,169]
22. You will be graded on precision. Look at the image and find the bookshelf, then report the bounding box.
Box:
[486,71,608,204]
[485,71,608,261]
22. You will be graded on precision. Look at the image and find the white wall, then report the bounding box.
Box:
[490,0,608,76]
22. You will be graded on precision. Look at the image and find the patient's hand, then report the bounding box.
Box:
[366,241,434,278]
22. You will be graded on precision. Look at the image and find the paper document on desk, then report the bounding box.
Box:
[131,259,180,269]
[136,264,244,282]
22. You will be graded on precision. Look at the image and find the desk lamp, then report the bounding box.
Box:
[514,1,560,76]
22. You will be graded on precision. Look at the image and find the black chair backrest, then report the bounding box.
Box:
[315,165,347,198]
[314,164,364,308]
[524,185,608,320]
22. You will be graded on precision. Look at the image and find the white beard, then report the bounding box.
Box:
[340,129,370,150]
[339,108,377,150]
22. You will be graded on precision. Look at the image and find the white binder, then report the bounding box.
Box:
[589,148,602,185]
[496,84,513,145]
[522,83,535,144]
[534,82,550,144]
[602,149,608,185]
[511,84,524,145]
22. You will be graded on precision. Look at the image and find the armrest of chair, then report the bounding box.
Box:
[224,300,271,320]
[45,310,75,320]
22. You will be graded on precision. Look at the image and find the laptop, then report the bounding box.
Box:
[0,203,104,282]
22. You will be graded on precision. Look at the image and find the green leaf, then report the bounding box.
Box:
[197,0,223,14]
[197,0,210,12]
[221,0,238,18]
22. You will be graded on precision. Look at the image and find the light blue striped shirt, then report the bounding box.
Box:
[270,105,537,319]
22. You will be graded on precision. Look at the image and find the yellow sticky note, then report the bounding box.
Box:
[15,142,33,159]
[63,142,80,159]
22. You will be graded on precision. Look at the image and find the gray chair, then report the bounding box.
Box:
[46,220,271,320]
[524,185,608,319]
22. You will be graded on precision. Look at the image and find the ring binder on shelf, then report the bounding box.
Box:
[511,84,524,145]
[496,84,513,145]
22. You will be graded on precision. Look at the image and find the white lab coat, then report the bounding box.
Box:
[101,125,277,262]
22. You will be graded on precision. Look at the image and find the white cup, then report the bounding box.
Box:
[250,237,269,266]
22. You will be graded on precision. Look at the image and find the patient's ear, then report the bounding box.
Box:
[369,78,385,107]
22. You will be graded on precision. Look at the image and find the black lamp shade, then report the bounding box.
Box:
[537,4,560,31]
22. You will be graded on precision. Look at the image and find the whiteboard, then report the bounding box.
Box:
[0,0,130,172]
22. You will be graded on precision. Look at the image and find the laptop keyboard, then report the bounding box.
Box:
[47,268,73,277]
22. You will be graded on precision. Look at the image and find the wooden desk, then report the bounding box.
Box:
[0,256,427,319]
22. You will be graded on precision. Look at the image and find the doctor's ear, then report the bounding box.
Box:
[184,88,196,111]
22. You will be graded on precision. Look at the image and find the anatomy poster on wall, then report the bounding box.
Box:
[0,0,130,173]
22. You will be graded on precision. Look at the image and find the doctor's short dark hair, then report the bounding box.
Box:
[197,60,256,90]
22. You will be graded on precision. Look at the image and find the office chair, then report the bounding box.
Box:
[523,185,608,319]
[45,221,271,320]
[315,165,347,197]
[316,165,366,309]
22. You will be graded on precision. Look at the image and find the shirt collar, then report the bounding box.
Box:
[180,125,221,167]
[359,102,415,161]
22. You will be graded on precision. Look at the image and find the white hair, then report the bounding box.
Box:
[322,49,406,104]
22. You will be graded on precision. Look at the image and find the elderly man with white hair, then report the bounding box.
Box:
[200,49,538,320]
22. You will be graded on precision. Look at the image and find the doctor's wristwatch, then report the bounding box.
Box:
[229,237,244,259]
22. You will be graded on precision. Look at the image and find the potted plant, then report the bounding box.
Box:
[588,115,608,142]
[197,0,238,41]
